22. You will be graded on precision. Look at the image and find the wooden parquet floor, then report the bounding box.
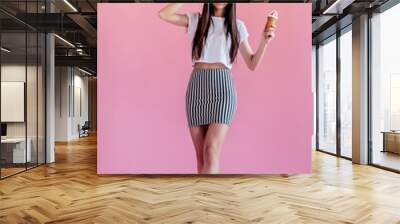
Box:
[1,134,400,224]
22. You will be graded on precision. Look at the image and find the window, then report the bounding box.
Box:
[370,3,400,171]
[317,36,337,154]
[339,28,352,158]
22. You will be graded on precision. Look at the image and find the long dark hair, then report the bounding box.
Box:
[191,3,240,64]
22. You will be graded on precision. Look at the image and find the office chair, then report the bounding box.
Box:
[79,121,90,138]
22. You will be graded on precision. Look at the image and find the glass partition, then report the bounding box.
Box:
[27,31,38,169]
[1,31,28,177]
[38,32,46,165]
[339,27,352,158]
[0,1,46,179]
[371,3,400,171]
[317,35,337,154]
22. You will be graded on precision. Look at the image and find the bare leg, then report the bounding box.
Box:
[201,123,230,174]
[189,125,208,173]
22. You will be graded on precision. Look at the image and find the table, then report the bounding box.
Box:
[1,138,32,164]
[381,131,400,154]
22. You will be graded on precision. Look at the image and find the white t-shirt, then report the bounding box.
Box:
[186,12,249,70]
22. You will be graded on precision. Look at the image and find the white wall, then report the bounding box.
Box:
[71,73,89,138]
[1,65,41,137]
[55,67,89,141]
[1,65,26,132]
[55,66,70,141]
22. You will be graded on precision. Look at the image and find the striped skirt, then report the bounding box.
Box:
[185,67,237,127]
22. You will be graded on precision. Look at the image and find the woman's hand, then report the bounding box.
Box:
[158,3,187,27]
[262,26,276,44]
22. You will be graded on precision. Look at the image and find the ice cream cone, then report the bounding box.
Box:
[265,10,278,31]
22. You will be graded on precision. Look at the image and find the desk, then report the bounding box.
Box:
[1,138,31,163]
[382,131,400,154]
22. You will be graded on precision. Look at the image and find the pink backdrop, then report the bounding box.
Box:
[98,3,312,174]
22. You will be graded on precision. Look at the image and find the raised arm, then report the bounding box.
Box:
[158,3,188,27]
[239,27,276,71]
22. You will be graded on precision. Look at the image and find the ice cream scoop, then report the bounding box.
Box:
[265,10,278,31]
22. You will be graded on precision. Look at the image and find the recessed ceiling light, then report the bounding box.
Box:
[54,34,75,48]
[78,67,93,76]
[63,0,78,12]
[322,0,355,15]
[1,47,11,53]
[322,0,342,14]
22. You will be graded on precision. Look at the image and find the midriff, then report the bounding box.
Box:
[193,62,228,69]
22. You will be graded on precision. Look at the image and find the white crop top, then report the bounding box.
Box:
[186,12,249,70]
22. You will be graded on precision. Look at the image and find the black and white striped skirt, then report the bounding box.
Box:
[185,67,237,127]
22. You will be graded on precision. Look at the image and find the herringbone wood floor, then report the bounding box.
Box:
[1,134,400,224]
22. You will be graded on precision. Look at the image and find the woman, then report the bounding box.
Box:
[159,3,276,174]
